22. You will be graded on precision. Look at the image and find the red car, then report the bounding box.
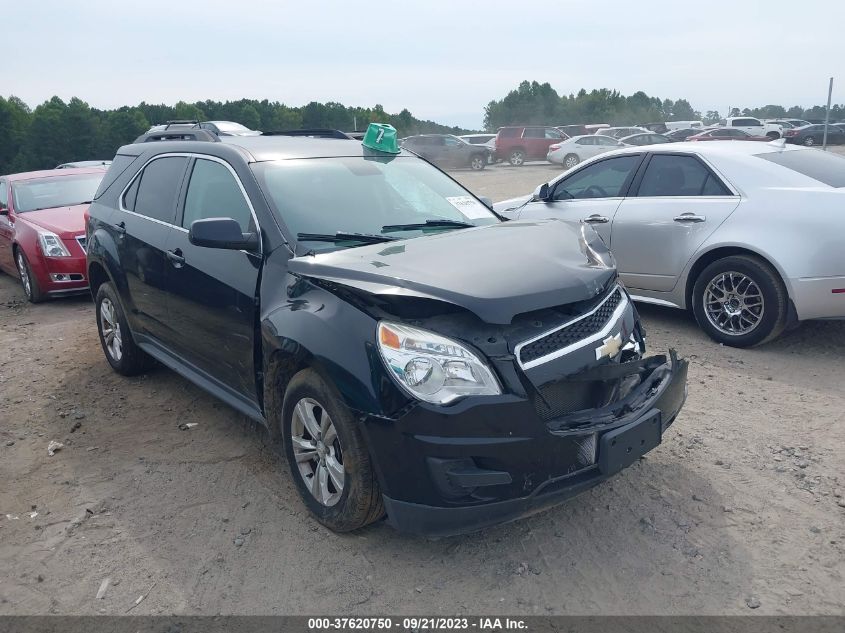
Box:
[687,128,769,142]
[493,126,568,166]
[0,167,106,302]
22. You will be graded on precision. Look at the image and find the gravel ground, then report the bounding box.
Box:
[1,154,844,616]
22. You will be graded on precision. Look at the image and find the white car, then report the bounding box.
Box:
[547,135,621,169]
[496,141,845,347]
[725,117,783,139]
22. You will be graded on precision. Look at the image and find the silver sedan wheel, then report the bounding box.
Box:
[16,251,32,298]
[291,398,345,507]
[470,156,485,170]
[703,271,764,336]
[99,297,123,361]
[564,154,579,169]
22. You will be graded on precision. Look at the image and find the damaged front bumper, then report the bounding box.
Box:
[365,350,688,537]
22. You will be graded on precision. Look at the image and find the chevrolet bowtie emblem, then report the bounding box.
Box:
[595,333,622,360]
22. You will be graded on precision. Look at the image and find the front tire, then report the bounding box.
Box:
[95,282,154,375]
[508,149,525,166]
[692,255,788,347]
[15,249,44,303]
[282,369,384,532]
[470,154,486,171]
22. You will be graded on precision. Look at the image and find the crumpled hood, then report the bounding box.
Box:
[19,204,88,237]
[288,219,616,324]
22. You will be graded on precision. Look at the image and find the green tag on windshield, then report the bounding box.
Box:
[362,123,400,154]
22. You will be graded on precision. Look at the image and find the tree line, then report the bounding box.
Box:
[0,96,465,174]
[3,84,843,174]
[483,80,844,130]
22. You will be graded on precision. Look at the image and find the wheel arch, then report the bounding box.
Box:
[87,260,112,299]
[684,245,792,310]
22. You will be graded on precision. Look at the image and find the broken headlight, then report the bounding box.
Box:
[377,321,501,405]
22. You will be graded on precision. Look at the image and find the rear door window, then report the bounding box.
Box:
[552,155,642,200]
[636,154,731,197]
[756,150,845,187]
[523,127,545,138]
[131,156,189,224]
[0,180,8,210]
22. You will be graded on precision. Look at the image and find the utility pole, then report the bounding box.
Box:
[823,77,833,150]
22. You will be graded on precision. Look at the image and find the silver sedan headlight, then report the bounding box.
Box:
[377,321,501,405]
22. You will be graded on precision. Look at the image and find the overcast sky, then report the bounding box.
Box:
[6,0,844,129]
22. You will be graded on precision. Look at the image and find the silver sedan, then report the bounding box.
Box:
[496,141,845,347]
[547,135,622,170]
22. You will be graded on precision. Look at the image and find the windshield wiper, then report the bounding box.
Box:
[381,219,475,232]
[297,231,399,245]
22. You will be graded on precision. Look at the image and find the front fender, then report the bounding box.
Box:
[260,264,407,418]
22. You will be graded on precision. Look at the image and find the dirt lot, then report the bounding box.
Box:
[1,161,844,616]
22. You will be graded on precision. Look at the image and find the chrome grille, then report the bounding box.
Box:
[517,287,625,368]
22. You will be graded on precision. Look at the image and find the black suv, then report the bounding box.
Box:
[401,134,490,170]
[86,131,688,536]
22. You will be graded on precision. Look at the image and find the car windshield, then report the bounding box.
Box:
[11,173,104,212]
[213,121,251,132]
[252,156,499,251]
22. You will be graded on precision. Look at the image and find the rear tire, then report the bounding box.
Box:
[766,131,779,140]
[563,154,580,169]
[803,136,815,146]
[692,255,788,348]
[508,149,525,166]
[281,369,384,532]
[95,282,154,375]
[470,154,486,170]
[15,249,44,303]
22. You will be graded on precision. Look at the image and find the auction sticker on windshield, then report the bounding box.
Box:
[446,196,491,219]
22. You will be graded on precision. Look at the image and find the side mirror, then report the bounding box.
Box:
[0,207,8,216]
[478,196,494,210]
[189,217,259,251]
[532,182,551,202]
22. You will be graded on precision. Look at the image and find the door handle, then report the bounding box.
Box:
[584,214,609,224]
[113,221,126,235]
[166,249,185,266]
[674,213,706,223]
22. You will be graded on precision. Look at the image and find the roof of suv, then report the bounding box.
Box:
[2,166,107,182]
[120,136,415,162]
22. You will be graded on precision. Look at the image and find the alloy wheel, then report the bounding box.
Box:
[703,271,765,336]
[804,137,815,146]
[564,155,579,169]
[99,297,124,361]
[509,151,525,166]
[470,156,484,170]
[16,252,32,299]
[290,397,345,507]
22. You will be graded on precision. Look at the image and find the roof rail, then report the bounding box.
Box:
[164,119,200,129]
[263,128,353,140]
[132,129,220,144]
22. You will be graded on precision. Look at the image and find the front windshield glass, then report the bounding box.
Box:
[12,173,104,212]
[214,121,250,132]
[252,156,499,251]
